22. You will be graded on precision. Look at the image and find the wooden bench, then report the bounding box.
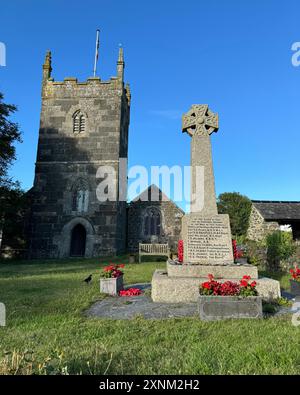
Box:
[138,243,170,263]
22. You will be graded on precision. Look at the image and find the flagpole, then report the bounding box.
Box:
[93,29,100,77]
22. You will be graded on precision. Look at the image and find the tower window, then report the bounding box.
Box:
[73,110,86,134]
[72,179,89,212]
[143,208,161,236]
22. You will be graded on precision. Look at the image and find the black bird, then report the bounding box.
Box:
[83,274,92,285]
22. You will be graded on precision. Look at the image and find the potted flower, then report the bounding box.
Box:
[198,274,262,320]
[289,266,300,296]
[100,264,125,295]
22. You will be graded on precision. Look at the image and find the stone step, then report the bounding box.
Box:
[167,260,258,279]
[151,270,281,303]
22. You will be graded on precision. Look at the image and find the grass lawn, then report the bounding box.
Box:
[0,257,299,375]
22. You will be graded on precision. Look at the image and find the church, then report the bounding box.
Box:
[27,47,183,258]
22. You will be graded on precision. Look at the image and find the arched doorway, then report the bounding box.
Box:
[70,224,86,257]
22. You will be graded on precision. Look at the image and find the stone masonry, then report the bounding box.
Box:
[28,49,130,258]
[247,205,279,241]
[127,185,184,252]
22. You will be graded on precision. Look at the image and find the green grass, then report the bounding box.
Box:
[0,257,299,375]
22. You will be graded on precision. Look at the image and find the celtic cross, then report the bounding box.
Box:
[182,104,218,137]
[182,104,219,215]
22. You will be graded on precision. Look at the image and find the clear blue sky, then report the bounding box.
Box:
[1,0,300,211]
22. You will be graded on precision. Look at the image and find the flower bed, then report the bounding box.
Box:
[200,274,258,297]
[100,264,125,295]
[198,274,262,321]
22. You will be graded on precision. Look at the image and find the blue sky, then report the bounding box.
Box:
[1,0,300,211]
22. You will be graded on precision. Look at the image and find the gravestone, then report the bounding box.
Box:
[181,104,234,265]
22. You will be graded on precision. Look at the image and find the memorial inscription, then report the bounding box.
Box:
[182,214,233,264]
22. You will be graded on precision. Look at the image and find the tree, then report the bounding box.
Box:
[0,186,28,251]
[0,92,22,188]
[217,192,252,237]
[0,92,23,250]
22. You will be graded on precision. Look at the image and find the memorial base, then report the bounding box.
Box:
[167,260,258,279]
[151,261,281,303]
[198,295,263,321]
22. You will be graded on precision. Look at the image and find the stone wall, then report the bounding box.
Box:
[127,198,184,253]
[28,59,130,258]
[247,205,279,242]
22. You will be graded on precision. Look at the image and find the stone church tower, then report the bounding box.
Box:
[28,47,130,258]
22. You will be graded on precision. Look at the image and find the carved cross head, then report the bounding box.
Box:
[182,104,219,137]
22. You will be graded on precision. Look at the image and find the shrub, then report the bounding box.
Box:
[266,231,296,271]
[245,239,266,268]
[217,192,252,237]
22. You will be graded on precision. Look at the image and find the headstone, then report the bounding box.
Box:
[181,104,234,265]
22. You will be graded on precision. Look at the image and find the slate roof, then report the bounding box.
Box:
[252,200,300,221]
[130,184,185,214]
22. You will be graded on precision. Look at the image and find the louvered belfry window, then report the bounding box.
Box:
[73,110,85,134]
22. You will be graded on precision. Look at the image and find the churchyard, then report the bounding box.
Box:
[0,256,299,375]
[1,98,300,376]
[2,1,300,380]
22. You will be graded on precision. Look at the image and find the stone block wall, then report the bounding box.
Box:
[247,205,279,242]
[29,69,130,258]
[127,198,184,253]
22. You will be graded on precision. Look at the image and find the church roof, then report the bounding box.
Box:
[252,200,300,221]
[130,184,185,213]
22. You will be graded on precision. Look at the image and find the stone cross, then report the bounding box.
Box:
[182,104,219,215]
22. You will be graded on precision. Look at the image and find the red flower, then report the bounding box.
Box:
[202,282,211,290]
[242,275,251,280]
[240,279,248,287]
[119,288,142,297]
[101,264,125,278]
[232,239,244,261]
[200,274,257,296]
[178,240,184,263]
[290,266,300,281]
